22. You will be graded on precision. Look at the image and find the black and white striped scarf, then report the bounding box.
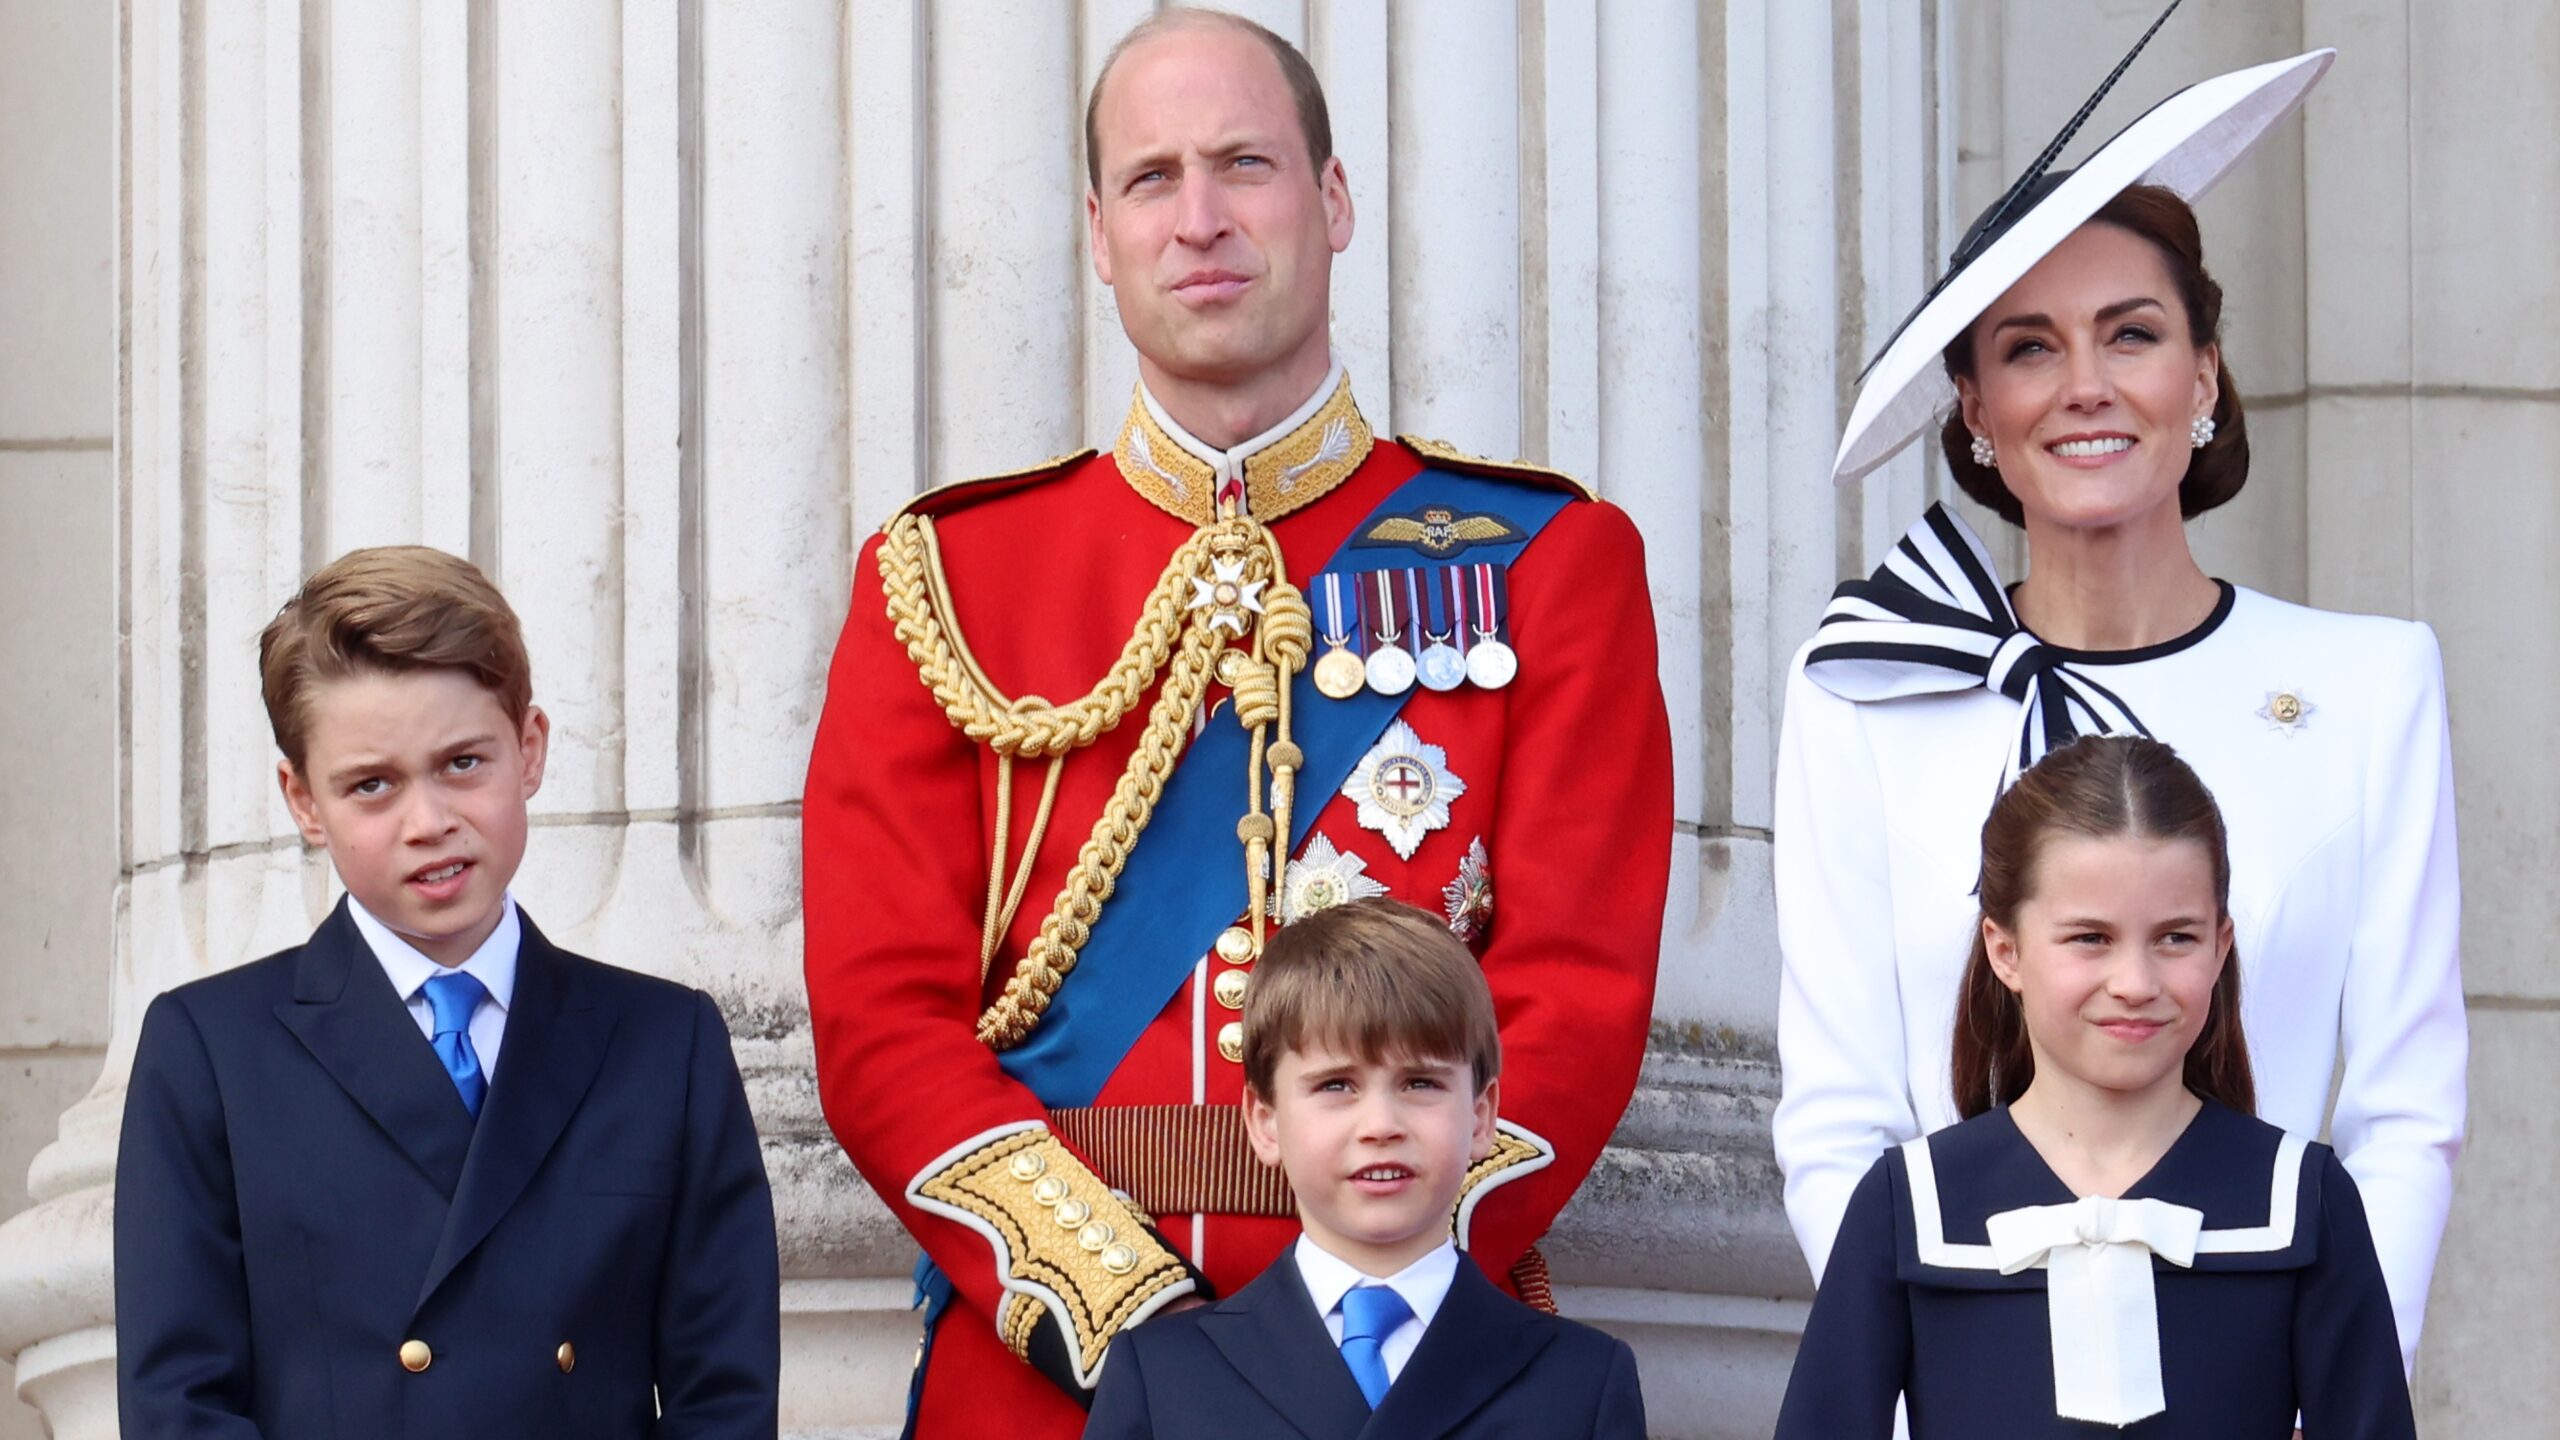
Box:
[1805,503,2151,785]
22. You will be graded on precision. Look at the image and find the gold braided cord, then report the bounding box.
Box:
[978,747,1069,985]
[977,623,1225,1046]
[883,512,1214,758]
[878,503,1313,1049]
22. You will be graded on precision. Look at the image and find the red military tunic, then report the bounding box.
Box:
[803,370,1672,1438]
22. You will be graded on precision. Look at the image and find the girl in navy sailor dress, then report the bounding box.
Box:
[1774,738,2414,1439]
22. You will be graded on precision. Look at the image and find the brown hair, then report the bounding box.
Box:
[1242,898,1500,1099]
[1938,184,2251,526]
[1952,735,2254,1118]
[1084,8,1334,192]
[259,546,533,770]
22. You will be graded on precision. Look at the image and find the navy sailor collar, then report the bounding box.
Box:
[1890,1100,2324,1288]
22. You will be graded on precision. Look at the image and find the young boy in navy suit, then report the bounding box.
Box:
[115,546,780,1437]
[1085,898,1646,1439]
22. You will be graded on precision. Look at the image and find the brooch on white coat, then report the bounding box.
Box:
[1343,719,1465,861]
[2255,687,2315,737]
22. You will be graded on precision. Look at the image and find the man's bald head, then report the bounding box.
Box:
[1084,8,1332,193]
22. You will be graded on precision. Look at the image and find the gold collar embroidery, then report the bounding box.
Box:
[1113,369,1374,526]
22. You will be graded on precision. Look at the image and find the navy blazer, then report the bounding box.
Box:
[114,900,779,1439]
[1085,1248,1646,1440]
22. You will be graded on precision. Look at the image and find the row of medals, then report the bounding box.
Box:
[1311,620,1516,699]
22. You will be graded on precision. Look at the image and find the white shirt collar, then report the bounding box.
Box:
[1294,1234,1461,1331]
[1138,355,1346,494]
[347,892,521,1012]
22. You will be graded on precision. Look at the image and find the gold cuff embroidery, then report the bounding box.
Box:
[1452,1120,1559,1249]
[999,1291,1046,1361]
[911,1128,1192,1383]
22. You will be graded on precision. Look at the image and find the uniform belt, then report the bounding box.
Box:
[1047,1104,1295,1218]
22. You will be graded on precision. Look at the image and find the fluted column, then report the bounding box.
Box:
[0,3,1953,1436]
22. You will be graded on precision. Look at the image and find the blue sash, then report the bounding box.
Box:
[997,468,1575,1106]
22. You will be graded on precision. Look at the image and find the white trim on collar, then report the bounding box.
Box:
[1138,356,1346,493]
[1899,1128,2309,1270]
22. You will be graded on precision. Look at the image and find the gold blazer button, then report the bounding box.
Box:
[398,1339,432,1373]
[557,1342,577,1374]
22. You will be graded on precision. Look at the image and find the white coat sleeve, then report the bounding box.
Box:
[1771,651,1920,1282]
[2330,621,2466,1371]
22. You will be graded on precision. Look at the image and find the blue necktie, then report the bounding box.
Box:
[422,971,489,1117]
[1338,1285,1413,1409]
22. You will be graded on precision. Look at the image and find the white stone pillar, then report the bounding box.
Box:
[2299,4,2560,1433]
[0,5,1954,1437]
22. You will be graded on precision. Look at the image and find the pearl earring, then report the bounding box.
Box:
[1969,434,1997,468]
[2191,415,2216,448]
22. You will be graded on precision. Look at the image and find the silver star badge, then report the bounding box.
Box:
[1187,556,1267,635]
[1272,831,1390,923]
[1343,719,1465,861]
[2256,688,2315,736]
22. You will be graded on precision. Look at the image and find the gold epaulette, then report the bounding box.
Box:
[1396,435,1595,501]
[906,1124,1196,1389]
[889,449,1099,525]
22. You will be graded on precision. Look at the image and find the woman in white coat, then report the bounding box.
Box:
[1771,32,2464,1372]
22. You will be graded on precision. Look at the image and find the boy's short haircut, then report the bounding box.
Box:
[259,545,533,769]
[1242,897,1501,1098]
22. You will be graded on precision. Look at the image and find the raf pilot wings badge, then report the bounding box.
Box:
[1350,504,1526,559]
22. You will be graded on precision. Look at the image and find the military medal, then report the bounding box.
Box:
[1270,831,1389,922]
[1343,719,1466,860]
[1311,572,1367,699]
[1443,836,1493,943]
[1413,568,1466,692]
[1362,570,1417,696]
[1464,563,1518,690]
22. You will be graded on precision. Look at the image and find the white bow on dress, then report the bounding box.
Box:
[1985,1194,2205,1426]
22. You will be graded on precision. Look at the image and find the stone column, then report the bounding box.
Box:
[2299,4,2560,1433]
[0,3,1955,1436]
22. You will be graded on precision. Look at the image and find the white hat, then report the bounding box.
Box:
[1832,10,2334,485]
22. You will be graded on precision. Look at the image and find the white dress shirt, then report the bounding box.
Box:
[348,893,521,1081]
[1772,584,2465,1370]
[1293,1235,1460,1386]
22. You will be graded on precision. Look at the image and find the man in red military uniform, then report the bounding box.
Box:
[802,10,1672,1437]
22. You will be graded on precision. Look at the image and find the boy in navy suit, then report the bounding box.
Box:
[1085,898,1646,1439]
[115,546,780,1438]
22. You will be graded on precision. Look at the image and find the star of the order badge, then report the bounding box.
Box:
[1342,719,1465,861]
[2255,687,2315,736]
[1272,831,1389,923]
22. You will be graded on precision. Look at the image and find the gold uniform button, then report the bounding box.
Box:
[1213,969,1250,1010]
[557,1342,577,1374]
[399,1339,432,1373]
[1099,1243,1140,1276]
[1030,1174,1070,1206]
[1078,1220,1116,1253]
[1214,926,1258,965]
[1007,1150,1048,1181]
[1217,1021,1245,1064]
[1053,1198,1094,1229]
